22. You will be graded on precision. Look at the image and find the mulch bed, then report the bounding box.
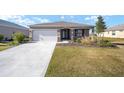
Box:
[112,42,124,45]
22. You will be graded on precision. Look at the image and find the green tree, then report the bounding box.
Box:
[0,34,4,42]
[96,16,106,35]
[12,32,25,43]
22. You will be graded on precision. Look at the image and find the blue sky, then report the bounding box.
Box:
[0,15,124,28]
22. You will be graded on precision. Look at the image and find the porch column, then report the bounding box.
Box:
[84,29,89,37]
[70,28,74,40]
[57,30,61,42]
[91,27,94,35]
[29,29,32,41]
[88,28,94,35]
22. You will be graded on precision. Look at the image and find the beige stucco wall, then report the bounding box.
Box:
[99,30,124,38]
[0,26,29,40]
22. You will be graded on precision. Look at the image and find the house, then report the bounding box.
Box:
[99,24,124,38]
[0,19,29,40]
[29,21,94,42]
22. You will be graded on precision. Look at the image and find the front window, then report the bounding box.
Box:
[75,29,82,37]
[112,31,116,35]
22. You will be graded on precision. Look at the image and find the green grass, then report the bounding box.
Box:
[0,43,11,51]
[98,37,124,42]
[46,46,124,77]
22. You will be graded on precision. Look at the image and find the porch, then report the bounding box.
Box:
[57,28,90,42]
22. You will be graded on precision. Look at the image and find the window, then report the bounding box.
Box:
[112,31,116,35]
[75,29,82,37]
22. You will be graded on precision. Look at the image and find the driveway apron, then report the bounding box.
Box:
[0,41,56,77]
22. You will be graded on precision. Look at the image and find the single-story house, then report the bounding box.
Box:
[29,21,94,42]
[99,24,124,38]
[0,19,29,40]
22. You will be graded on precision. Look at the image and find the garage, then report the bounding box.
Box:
[32,29,58,41]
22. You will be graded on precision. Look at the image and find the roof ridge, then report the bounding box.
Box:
[0,19,28,30]
[107,24,124,31]
[29,21,93,27]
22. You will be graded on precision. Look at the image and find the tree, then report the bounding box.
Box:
[0,34,4,42]
[96,16,106,35]
[12,32,25,43]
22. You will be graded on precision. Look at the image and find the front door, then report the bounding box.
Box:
[61,29,70,40]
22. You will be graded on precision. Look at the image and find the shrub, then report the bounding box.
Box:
[12,32,25,43]
[23,37,30,43]
[73,36,116,47]
[73,38,77,42]
[0,34,4,42]
[97,40,115,47]
[8,41,19,46]
[81,37,94,46]
[76,38,81,43]
[90,35,97,43]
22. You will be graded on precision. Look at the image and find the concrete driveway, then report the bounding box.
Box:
[0,41,56,77]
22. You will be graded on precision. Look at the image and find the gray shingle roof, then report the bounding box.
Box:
[106,24,124,31]
[0,19,28,30]
[29,21,94,29]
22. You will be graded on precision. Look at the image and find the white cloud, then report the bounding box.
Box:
[0,15,22,20]
[70,15,74,18]
[39,19,50,23]
[60,16,65,19]
[84,15,98,21]
[33,17,50,23]
[15,17,35,27]
[0,15,36,27]
[0,15,51,27]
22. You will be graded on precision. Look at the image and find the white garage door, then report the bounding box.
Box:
[32,29,58,41]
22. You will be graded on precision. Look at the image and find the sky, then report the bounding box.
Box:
[0,15,124,28]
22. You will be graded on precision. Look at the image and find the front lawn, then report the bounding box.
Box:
[46,46,124,77]
[99,37,124,42]
[0,43,11,51]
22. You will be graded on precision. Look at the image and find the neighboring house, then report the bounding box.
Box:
[99,24,124,38]
[0,19,29,40]
[29,21,94,42]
